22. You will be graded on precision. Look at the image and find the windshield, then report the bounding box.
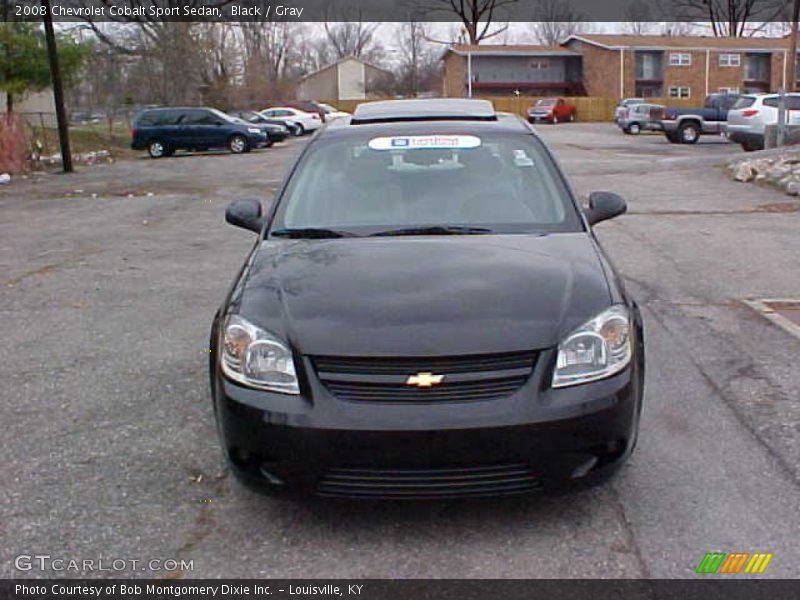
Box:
[536,99,556,107]
[270,132,582,237]
[210,108,236,123]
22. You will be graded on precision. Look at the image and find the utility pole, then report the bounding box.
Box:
[467,50,473,98]
[41,0,72,172]
[788,0,800,92]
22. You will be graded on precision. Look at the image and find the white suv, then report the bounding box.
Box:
[727,93,800,151]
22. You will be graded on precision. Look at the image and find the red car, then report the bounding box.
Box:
[527,98,577,124]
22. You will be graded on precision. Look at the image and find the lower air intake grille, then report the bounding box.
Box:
[316,463,541,499]
[313,351,537,403]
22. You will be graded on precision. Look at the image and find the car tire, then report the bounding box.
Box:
[147,139,169,159]
[677,122,700,144]
[552,115,559,125]
[628,123,642,135]
[228,135,249,154]
[741,140,762,152]
[665,131,680,143]
[569,113,575,123]
[296,124,306,135]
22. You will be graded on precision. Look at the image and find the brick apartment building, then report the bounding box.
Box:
[443,33,797,100]
[442,45,586,96]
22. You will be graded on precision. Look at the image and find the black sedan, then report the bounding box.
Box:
[232,110,298,138]
[210,99,644,499]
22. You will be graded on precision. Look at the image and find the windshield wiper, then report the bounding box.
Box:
[371,225,494,237]
[270,227,357,239]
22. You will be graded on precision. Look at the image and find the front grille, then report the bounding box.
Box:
[316,463,541,499]
[313,351,537,404]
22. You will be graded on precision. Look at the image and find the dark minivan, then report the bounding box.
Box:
[131,107,269,158]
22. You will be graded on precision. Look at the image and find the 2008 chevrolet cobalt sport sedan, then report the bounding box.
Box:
[209,99,645,499]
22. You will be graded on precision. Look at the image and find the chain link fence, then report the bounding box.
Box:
[0,109,139,173]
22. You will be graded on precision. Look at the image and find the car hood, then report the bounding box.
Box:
[235,234,612,356]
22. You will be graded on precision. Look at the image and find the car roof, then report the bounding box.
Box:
[321,108,533,141]
[351,99,496,124]
[745,92,800,98]
[139,106,214,112]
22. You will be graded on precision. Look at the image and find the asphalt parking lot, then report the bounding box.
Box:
[2,123,799,578]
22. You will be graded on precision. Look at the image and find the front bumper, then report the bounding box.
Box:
[247,132,269,147]
[660,120,679,133]
[266,130,289,143]
[528,112,553,122]
[212,349,643,498]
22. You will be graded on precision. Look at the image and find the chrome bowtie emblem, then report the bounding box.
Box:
[405,372,445,388]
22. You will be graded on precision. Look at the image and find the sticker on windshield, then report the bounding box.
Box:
[368,135,482,151]
[513,149,534,167]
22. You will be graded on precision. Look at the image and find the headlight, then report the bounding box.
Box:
[552,305,632,388]
[220,315,299,394]
[247,127,262,134]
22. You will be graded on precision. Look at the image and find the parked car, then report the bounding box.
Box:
[131,107,269,158]
[527,98,577,124]
[659,93,740,144]
[229,111,290,143]
[617,103,665,135]
[210,98,644,498]
[319,103,351,121]
[70,111,104,125]
[726,93,800,152]
[236,110,303,136]
[286,100,328,122]
[613,98,645,123]
[260,107,322,134]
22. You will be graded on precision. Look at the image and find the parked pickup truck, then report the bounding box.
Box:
[659,93,741,144]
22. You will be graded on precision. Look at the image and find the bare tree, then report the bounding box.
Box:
[662,22,697,36]
[424,0,518,44]
[624,1,655,35]
[529,0,583,46]
[670,0,787,37]
[195,23,240,109]
[78,2,230,105]
[396,22,441,97]
[292,34,337,75]
[322,21,384,61]
[240,18,294,82]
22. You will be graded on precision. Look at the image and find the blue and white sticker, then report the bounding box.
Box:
[368,135,482,151]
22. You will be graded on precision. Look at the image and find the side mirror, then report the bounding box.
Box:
[225,199,264,233]
[584,192,627,226]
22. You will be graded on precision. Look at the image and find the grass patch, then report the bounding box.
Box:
[28,122,136,160]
